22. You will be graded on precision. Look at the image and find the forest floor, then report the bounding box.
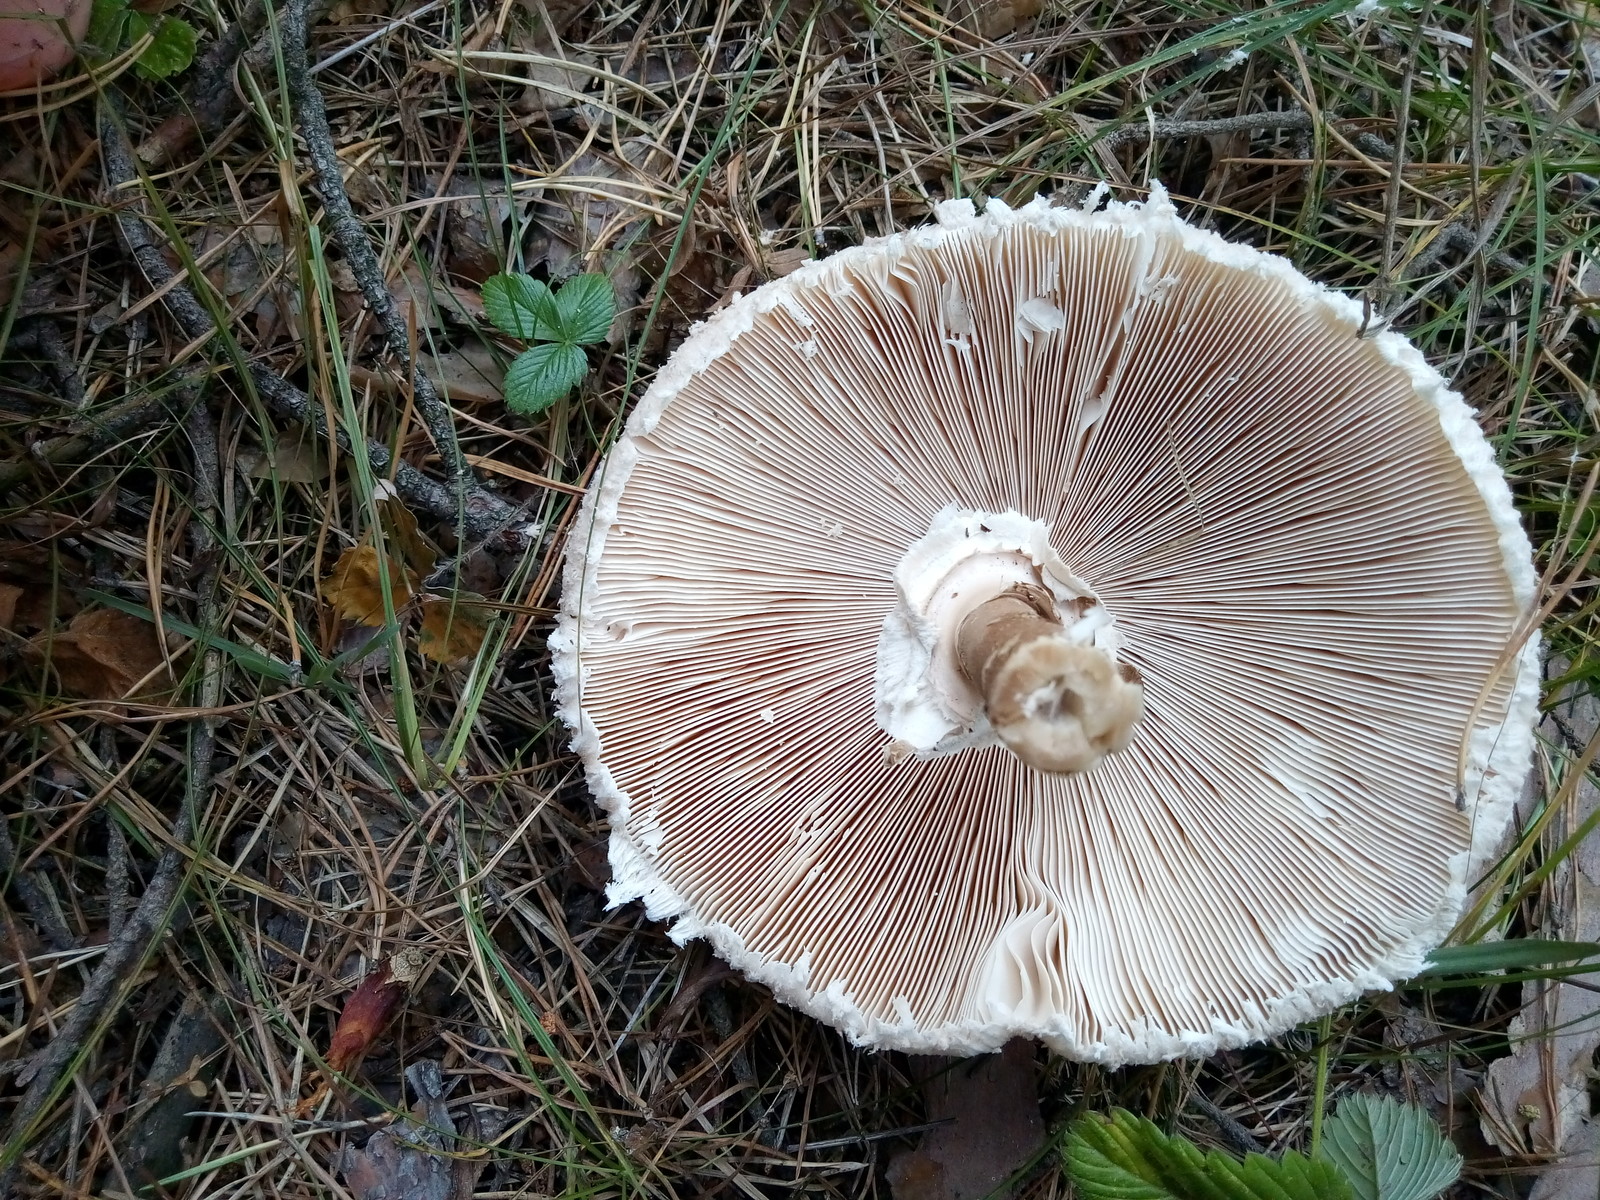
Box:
[2,0,1599,1196]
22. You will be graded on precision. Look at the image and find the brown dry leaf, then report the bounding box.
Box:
[377,491,439,576]
[434,174,524,283]
[506,34,600,114]
[417,594,490,664]
[948,0,1043,40]
[0,582,21,632]
[239,427,328,483]
[0,240,20,310]
[322,546,419,626]
[31,608,171,700]
[428,346,505,405]
[389,264,484,330]
[888,1040,1043,1200]
[1482,669,1600,1187]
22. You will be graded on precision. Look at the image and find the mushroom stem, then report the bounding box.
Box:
[956,583,1144,774]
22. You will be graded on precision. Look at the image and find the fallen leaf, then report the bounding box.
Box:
[239,426,328,482]
[377,488,440,576]
[322,546,419,626]
[888,1040,1044,1200]
[0,582,21,631]
[30,608,171,700]
[389,263,483,330]
[326,959,405,1076]
[507,34,599,113]
[435,174,524,284]
[417,594,489,664]
[1482,663,1600,1185]
[428,344,507,405]
[948,0,1043,39]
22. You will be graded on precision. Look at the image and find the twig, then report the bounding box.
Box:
[282,0,478,511]
[0,385,192,495]
[7,319,87,412]
[0,814,76,954]
[104,815,128,942]
[98,107,525,540]
[1097,109,1316,151]
[1188,1093,1265,1157]
[0,387,227,1191]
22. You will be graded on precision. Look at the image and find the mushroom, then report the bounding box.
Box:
[552,186,1540,1063]
[0,0,90,92]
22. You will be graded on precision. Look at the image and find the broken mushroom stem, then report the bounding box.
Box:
[956,583,1144,775]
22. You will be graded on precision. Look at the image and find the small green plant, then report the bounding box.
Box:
[1066,1096,1461,1200]
[481,272,615,415]
[86,0,196,78]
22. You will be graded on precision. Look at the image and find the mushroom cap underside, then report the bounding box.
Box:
[552,189,1539,1063]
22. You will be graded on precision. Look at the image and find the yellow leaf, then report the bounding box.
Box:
[417,593,489,664]
[322,545,418,626]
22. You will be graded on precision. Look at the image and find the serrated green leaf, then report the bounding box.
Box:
[85,0,130,55]
[549,272,616,344]
[503,342,588,414]
[1066,1110,1353,1200]
[1415,940,1600,977]
[133,14,196,78]
[1319,1096,1461,1200]
[482,273,560,340]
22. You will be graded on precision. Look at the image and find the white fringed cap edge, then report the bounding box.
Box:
[551,184,1542,1063]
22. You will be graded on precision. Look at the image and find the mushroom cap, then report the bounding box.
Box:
[552,187,1539,1064]
[0,0,90,92]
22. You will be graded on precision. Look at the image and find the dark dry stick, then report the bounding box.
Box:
[1188,1093,1265,1157]
[0,391,227,1191]
[97,108,523,539]
[9,318,88,411]
[1097,108,1317,151]
[0,815,76,954]
[0,385,195,495]
[282,0,478,511]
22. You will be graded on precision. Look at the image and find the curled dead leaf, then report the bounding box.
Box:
[0,582,21,632]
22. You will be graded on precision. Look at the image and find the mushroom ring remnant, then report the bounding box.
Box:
[552,186,1540,1064]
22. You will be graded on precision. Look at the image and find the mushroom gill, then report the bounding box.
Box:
[553,188,1539,1062]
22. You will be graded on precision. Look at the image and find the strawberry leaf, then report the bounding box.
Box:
[550,272,616,344]
[504,342,589,414]
[482,273,560,340]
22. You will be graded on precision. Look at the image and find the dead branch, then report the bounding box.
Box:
[97,106,526,541]
[283,0,481,517]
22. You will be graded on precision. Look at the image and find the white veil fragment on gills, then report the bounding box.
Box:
[551,185,1541,1063]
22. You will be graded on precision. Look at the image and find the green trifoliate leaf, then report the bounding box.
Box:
[549,272,616,344]
[1066,1109,1353,1200]
[1319,1095,1461,1200]
[133,14,196,78]
[503,342,589,414]
[482,273,561,341]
